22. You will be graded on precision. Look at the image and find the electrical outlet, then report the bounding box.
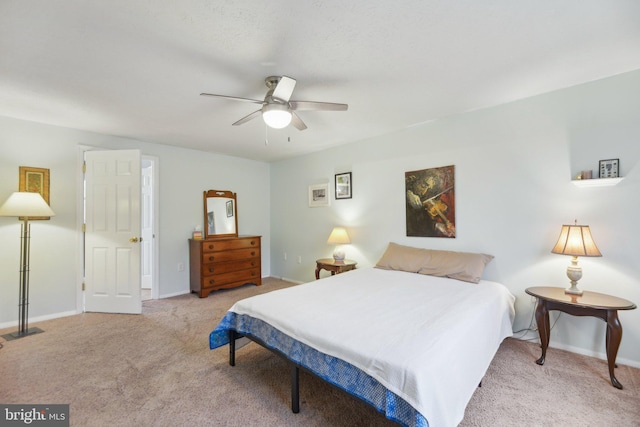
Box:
[177,262,184,272]
[297,256,302,264]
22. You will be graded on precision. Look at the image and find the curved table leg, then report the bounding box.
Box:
[534,299,550,365]
[606,310,623,389]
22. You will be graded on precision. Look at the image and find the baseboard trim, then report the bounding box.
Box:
[158,290,191,299]
[275,276,304,285]
[0,310,79,330]
[514,334,640,369]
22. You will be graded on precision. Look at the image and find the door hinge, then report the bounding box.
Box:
[82,223,86,233]
[82,282,86,291]
[82,161,86,173]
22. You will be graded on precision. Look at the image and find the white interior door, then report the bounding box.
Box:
[85,149,142,314]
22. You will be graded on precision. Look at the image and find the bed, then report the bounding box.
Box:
[210,243,515,427]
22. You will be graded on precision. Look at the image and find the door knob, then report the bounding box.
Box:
[129,237,139,243]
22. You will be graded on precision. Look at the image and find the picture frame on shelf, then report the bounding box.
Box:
[309,183,330,207]
[335,172,352,199]
[599,159,619,178]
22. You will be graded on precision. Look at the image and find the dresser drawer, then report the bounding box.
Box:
[202,248,260,263]
[189,236,262,298]
[202,267,261,289]
[202,259,259,275]
[202,237,260,253]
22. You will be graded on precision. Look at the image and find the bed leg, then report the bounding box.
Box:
[229,330,236,367]
[291,365,300,413]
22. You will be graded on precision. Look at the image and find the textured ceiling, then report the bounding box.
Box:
[2,1,640,162]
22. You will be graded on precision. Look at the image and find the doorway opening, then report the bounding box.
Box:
[78,148,159,313]
[141,157,158,301]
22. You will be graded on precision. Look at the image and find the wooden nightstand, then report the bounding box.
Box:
[525,286,636,389]
[315,258,357,280]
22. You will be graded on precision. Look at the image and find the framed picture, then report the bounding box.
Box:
[405,165,456,238]
[599,159,619,178]
[335,172,352,199]
[19,166,51,220]
[226,200,234,217]
[309,183,330,207]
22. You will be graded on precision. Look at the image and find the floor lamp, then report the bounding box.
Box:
[0,192,55,340]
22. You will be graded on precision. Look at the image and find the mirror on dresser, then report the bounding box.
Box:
[203,190,238,239]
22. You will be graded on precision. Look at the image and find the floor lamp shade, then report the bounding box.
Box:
[0,192,55,340]
[551,221,601,295]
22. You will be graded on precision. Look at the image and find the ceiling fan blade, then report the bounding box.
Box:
[291,112,307,131]
[200,93,263,104]
[289,101,348,111]
[272,76,296,102]
[232,109,262,126]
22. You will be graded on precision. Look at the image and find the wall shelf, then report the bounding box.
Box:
[571,177,624,187]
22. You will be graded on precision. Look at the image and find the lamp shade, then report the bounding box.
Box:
[0,192,56,218]
[327,227,351,245]
[262,103,292,129]
[551,223,601,257]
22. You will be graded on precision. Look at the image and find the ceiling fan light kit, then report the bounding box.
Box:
[201,75,348,131]
[262,103,292,129]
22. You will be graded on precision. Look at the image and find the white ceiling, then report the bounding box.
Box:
[2,1,640,162]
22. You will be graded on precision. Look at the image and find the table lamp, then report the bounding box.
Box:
[0,192,56,340]
[551,220,601,295]
[327,227,351,263]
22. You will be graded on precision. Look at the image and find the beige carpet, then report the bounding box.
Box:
[1,277,639,426]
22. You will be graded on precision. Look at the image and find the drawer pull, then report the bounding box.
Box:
[251,251,255,256]
[209,279,215,285]
[251,261,256,266]
[251,240,256,245]
[208,267,215,273]
[207,244,215,250]
[208,256,215,262]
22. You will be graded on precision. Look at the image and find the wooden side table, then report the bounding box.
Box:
[525,286,636,389]
[315,258,357,280]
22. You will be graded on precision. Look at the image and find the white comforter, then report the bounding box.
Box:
[229,267,515,427]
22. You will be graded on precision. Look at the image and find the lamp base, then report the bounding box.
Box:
[1,327,44,341]
[564,263,583,296]
[333,248,346,263]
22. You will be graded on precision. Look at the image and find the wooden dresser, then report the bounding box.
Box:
[189,235,261,298]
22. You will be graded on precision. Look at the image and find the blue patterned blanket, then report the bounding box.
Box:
[210,311,428,427]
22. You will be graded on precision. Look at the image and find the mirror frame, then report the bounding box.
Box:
[203,190,238,239]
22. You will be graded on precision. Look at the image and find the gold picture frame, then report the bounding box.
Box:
[19,166,51,220]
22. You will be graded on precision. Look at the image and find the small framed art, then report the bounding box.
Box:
[599,159,619,178]
[309,183,330,207]
[19,166,51,220]
[335,172,352,199]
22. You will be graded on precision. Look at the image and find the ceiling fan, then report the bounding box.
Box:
[200,76,348,131]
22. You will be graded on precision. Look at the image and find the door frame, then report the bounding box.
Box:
[142,155,160,300]
[75,146,160,313]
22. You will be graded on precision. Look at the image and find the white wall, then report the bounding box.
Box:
[270,70,640,366]
[0,116,270,326]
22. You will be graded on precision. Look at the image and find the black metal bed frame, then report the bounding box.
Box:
[229,330,301,413]
[227,329,482,421]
